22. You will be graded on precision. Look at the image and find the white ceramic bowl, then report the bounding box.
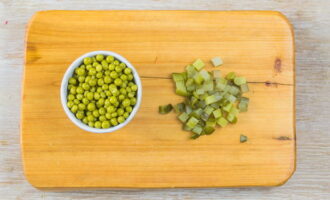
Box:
[60,51,142,133]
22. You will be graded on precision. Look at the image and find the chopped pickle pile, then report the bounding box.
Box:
[159,57,250,139]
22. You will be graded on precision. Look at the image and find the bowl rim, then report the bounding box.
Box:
[60,50,142,133]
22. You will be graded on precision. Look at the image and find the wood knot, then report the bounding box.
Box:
[274,58,282,73]
[265,81,278,87]
[274,136,291,141]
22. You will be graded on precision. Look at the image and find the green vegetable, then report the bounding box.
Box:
[192,59,205,71]
[217,117,228,127]
[178,112,189,122]
[158,58,249,139]
[159,104,173,114]
[211,57,223,67]
[234,77,246,86]
[66,55,138,129]
[240,134,248,143]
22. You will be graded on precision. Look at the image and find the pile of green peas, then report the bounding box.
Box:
[66,54,138,129]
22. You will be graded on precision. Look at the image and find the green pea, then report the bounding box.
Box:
[85,76,91,83]
[114,78,122,86]
[128,82,134,86]
[110,118,118,126]
[128,74,134,81]
[126,106,133,113]
[82,98,89,105]
[117,108,124,116]
[92,61,99,67]
[82,117,88,124]
[96,64,103,72]
[128,92,135,98]
[89,79,97,86]
[124,68,132,75]
[131,84,138,92]
[87,115,95,122]
[121,82,127,88]
[117,116,125,123]
[105,90,111,97]
[78,103,86,111]
[107,105,115,113]
[68,84,74,90]
[93,110,100,117]
[89,68,97,76]
[104,70,110,76]
[76,87,84,94]
[86,64,92,70]
[104,76,112,84]
[122,99,131,107]
[99,115,106,122]
[78,76,85,83]
[82,83,90,90]
[96,72,103,78]
[97,107,105,115]
[83,57,92,65]
[71,105,78,113]
[102,121,111,128]
[86,111,92,116]
[106,56,114,63]
[109,63,115,70]
[123,112,129,119]
[103,99,110,107]
[76,111,84,119]
[96,87,103,93]
[101,60,108,69]
[113,101,119,108]
[130,97,137,105]
[120,74,128,81]
[68,94,75,101]
[90,87,96,92]
[67,101,74,108]
[100,92,106,98]
[73,99,80,105]
[109,84,116,89]
[86,92,94,100]
[113,60,119,65]
[110,71,118,79]
[96,54,104,61]
[94,121,102,128]
[111,112,118,118]
[70,86,77,94]
[97,79,104,86]
[77,68,86,76]
[115,66,122,73]
[102,84,109,90]
[94,92,100,100]
[126,87,132,93]
[118,94,125,101]
[69,77,77,85]
[88,121,94,127]
[105,113,111,119]
[110,88,119,96]
[119,62,126,68]
[97,98,105,107]
[76,94,83,100]
[109,96,117,104]
[87,103,96,111]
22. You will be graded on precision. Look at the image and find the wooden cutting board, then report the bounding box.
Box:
[22,10,295,189]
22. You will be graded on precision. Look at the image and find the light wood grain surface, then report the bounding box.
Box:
[0,0,329,199]
[22,10,295,188]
